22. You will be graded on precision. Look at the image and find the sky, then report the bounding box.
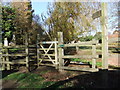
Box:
[31,2,48,16]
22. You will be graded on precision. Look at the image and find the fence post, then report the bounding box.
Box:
[0,42,4,70]
[76,46,79,53]
[4,38,10,70]
[58,32,64,71]
[37,34,40,67]
[101,2,108,69]
[25,34,29,68]
[92,39,96,69]
[54,38,58,69]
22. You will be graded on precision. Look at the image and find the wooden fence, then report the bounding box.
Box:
[0,32,119,72]
[57,32,99,72]
[0,37,37,70]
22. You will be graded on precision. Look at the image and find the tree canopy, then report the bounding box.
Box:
[1,1,44,45]
[2,6,16,43]
[41,2,99,42]
[11,1,34,44]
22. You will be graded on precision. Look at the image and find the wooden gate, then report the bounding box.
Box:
[37,40,58,67]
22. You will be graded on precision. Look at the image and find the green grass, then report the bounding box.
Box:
[71,58,102,67]
[3,72,56,88]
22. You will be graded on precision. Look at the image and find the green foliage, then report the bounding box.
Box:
[12,1,34,45]
[2,6,16,43]
[42,2,96,42]
[71,58,88,62]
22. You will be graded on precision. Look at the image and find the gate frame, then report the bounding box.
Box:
[37,36,58,68]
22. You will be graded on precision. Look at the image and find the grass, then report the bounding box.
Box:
[2,69,78,89]
[3,72,56,88]
[71,58,102,67]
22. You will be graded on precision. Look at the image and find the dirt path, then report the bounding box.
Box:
[2,80,18,89]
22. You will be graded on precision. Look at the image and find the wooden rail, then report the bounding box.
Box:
[63,55,98,59]
[1,32,119,71]
[40,41,58,44]
[2,53,27,56]
[57,32,99,72]
[1,35,37,70]
[37,34,58,68]
[59,66,99,72]
[62,40,98,47]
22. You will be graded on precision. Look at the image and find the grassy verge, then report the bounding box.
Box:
[3,72,56,88]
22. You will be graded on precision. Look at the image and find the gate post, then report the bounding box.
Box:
[101,2,108,69]
[58,32,64,71]
[0,42,3,70]
[54,38,58,69]
[37,34,40,67]
[25,34,29,68]
[92,39,96,69]
[4,38,10,70]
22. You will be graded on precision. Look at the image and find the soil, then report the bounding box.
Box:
[33,66,86,82]
[1,65,120,89]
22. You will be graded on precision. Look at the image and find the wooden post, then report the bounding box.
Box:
[101,2,108,69]
[4,38,10,70]
[58,32,64,71]
[92,39,96,69]
[76,46,79,53]
[54,38,58,69]
[0,42,3,70]
[25,35,29,68]
[37,34,40,66]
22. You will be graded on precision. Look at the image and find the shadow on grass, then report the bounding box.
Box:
[44,69,120,89]
[1,70,18,79]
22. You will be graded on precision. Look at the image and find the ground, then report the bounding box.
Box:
[1,65,120,89]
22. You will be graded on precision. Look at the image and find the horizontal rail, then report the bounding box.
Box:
[29,45,36,48]
[1,62,13,64]
[64,44,92,47]
[59,41,98,47]
[1,61,26,64]
[1,53,36,56]
[40,54,55,56]
[59,66,98,72]
[39,64,55,67]
[2,45,27,48]
[40,41,58,44]
[39,48,55,50]
[2,53,27,56]
[39,59,55,61]
[63,55,98,59]
[29,53,36,55]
